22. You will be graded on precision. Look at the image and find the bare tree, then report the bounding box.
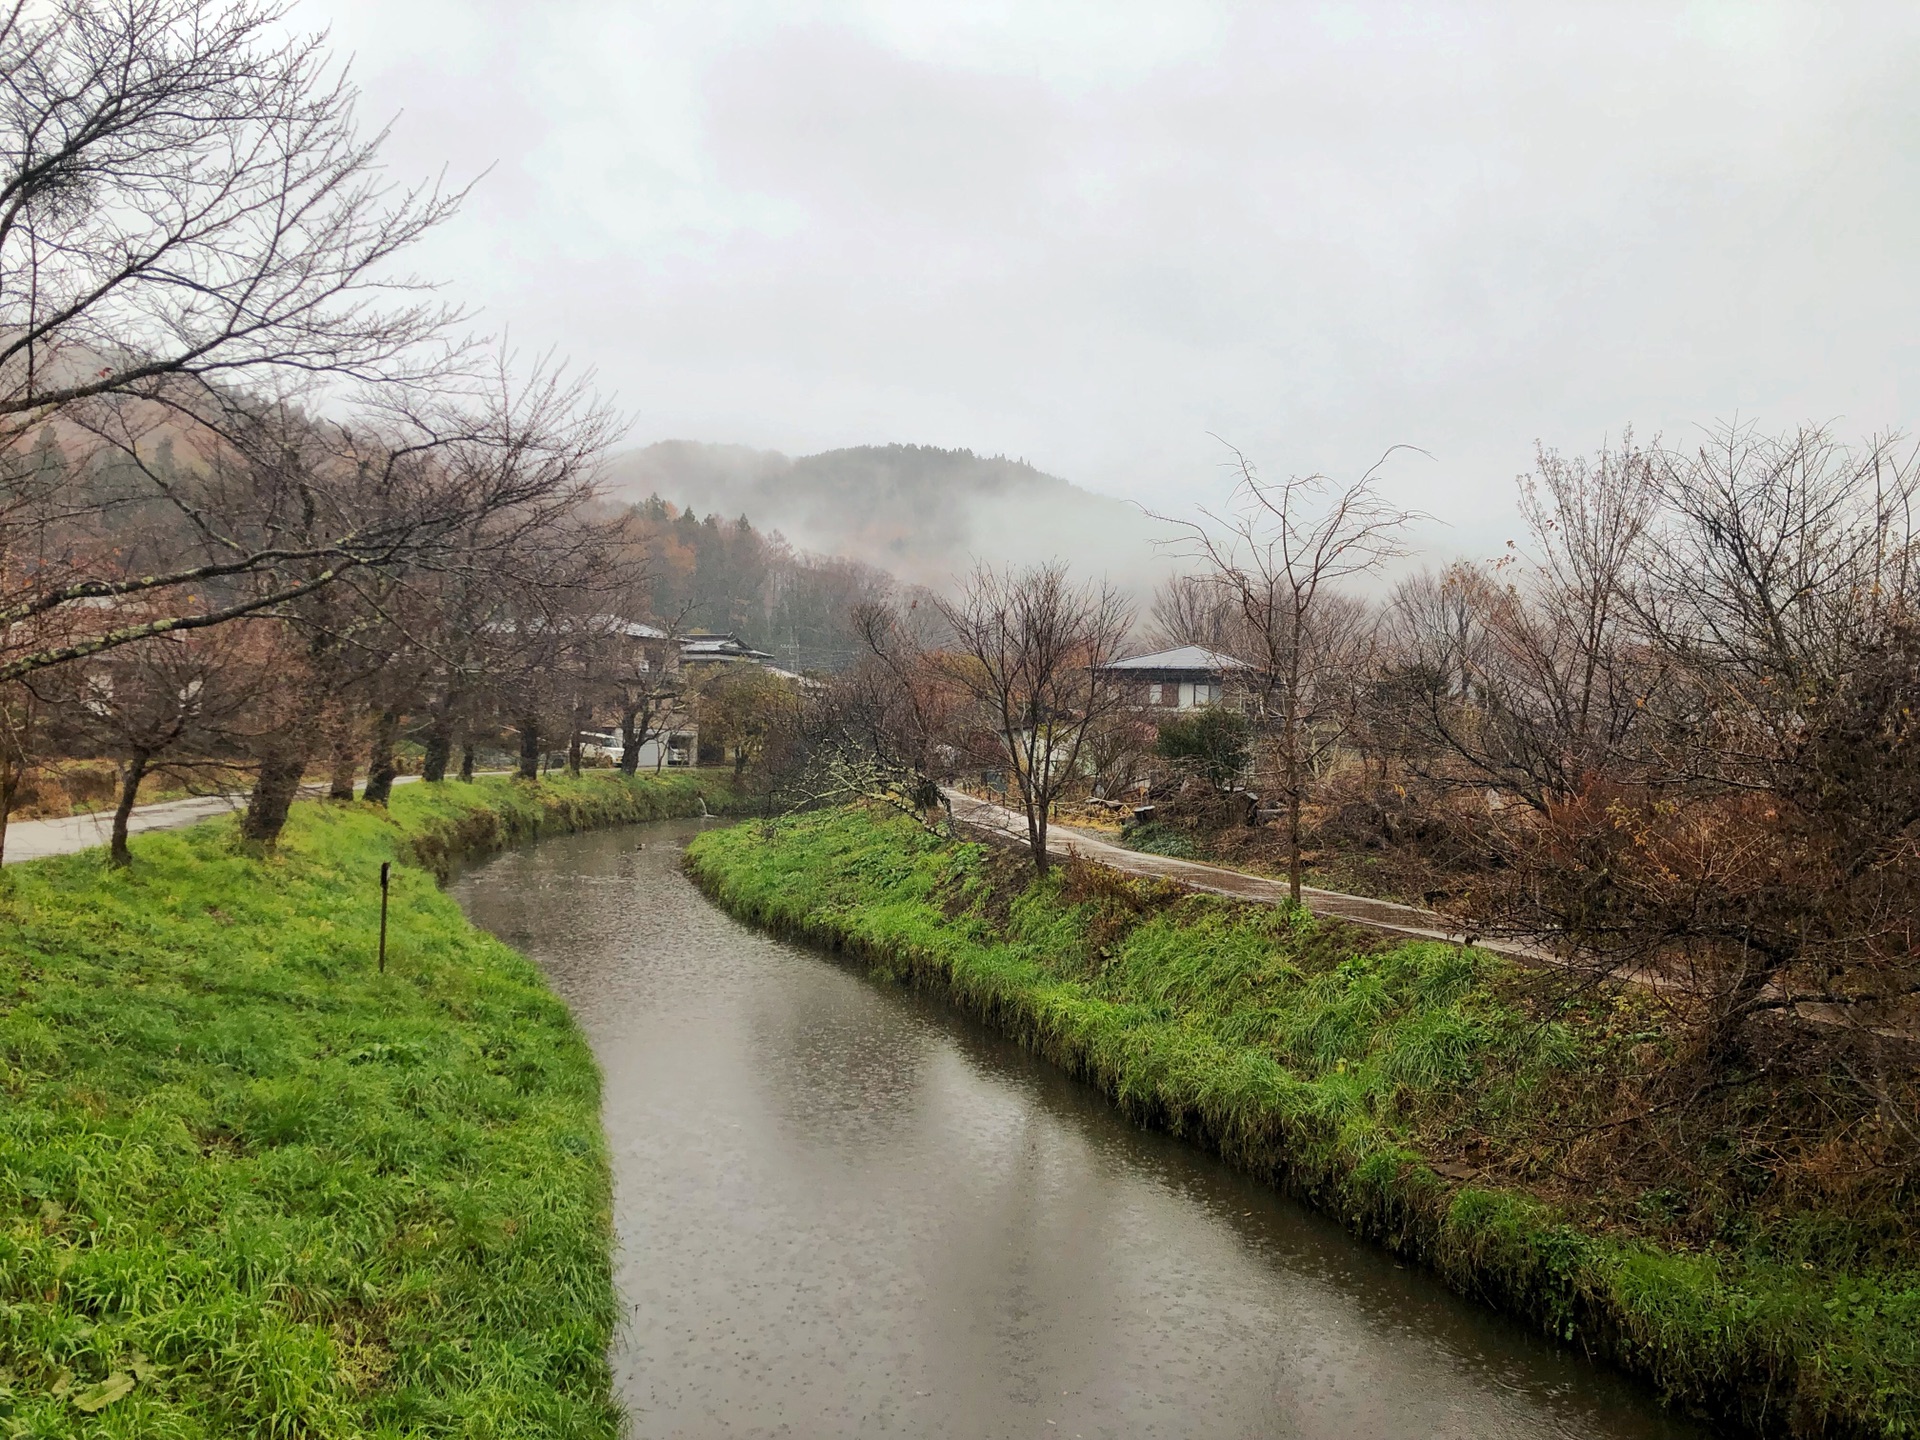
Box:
[0,0,466,423]
[851,598,962,788]
[1617,423,1920,1062]
[1389,435,1662,810]
[0,0,491,679]
[1145,573,1242,653]
[762,597,966,827]
[610,609,689,775]
[70,624,272,863]
[229,369,613,843]
[359,664,413,804]
[409,507,593,784]
[937,562,1133,878]
[1163,447,1422,903]
[464,518,627,785]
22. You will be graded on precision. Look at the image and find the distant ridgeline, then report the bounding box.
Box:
[620,496,904,674]
[605,441,1161,594]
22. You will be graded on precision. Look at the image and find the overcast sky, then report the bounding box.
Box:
[311,0,1920,560]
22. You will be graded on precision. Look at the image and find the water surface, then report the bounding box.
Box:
[451,820,1706,1440]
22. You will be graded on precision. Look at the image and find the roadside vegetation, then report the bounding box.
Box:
[0,1,830,864]
[689,806,1920,1439]
[766,425,1920,1439]
[0,771,728,1437]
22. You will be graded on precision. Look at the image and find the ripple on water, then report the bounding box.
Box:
[452,821,1705,1440]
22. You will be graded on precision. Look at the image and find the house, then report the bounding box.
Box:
[677,631,775,665]
[543,624,798,769]
[606,628,798,768]
[1097,645,1248,711]
[600,619,698,768]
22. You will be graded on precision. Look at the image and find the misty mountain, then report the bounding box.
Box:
[604,441,1167,593]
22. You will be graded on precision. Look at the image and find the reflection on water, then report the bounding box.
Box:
[452,821,1707,1440]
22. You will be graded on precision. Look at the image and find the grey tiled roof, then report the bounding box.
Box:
[1099,645,1248,673]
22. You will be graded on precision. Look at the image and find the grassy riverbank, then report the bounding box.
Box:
[687,807,1920,1439]
[0,770,731,1437]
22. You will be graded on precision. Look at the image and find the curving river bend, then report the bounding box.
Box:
[452,819,1707,1440]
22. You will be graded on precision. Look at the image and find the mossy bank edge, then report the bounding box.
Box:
[0,771,734,1438]
[686,806,1919,1440]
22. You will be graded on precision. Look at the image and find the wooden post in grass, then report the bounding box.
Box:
[378,862,391,973]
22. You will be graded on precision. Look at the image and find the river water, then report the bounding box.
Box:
[451,820,1706,1440]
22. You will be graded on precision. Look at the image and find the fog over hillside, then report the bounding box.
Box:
[604,442,1171,594]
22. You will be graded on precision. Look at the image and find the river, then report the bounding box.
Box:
[451,819,1707,1440]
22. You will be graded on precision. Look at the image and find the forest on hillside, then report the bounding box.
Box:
[622,495,911,671]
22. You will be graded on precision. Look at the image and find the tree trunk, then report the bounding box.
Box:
[620,706,641,775]
[459,741,476,782]
[422,712,453,782]
[328,716,358,801]
[110,751,151,867]
[1284,707,1302,905]
[244,744,308,846]
[1701,941,1786,1074]
[517,717,540,779]
[1026,779,1051,878]
[567,708,585,775]
[0,753,17,868]
[1287,787,1303,905]
[363,705,401,805]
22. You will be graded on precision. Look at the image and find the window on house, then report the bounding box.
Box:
[1148,682,1162,704]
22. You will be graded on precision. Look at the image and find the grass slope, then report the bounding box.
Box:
[0,771,729,1438]
[686,807,1920,1440]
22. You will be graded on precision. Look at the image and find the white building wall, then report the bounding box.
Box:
[626,730,696,770]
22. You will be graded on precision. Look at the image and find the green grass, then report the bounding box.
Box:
[0,770,731,1438]
[687,806,1920,1440]
[1118,821,1199,860]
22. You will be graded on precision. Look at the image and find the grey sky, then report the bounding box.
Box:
[314,0,1920,560]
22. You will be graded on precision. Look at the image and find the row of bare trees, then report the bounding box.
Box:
[776,420,1920,1152]
[0,0,703,861]
[1118,420,1920,1083]
[1386,424,1920,1079]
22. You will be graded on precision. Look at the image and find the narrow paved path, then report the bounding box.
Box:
[2,794,245,865]
[943,789,1554,961]
[946,791,1920,1038]
[0,773,493,866]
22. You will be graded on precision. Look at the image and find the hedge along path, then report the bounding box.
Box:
[686,806,1920,1440]
[0,771,732,1438]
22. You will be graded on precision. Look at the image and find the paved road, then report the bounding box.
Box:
[1,794,247,865]
[0,773,480,866]
[943,789,1553,961]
